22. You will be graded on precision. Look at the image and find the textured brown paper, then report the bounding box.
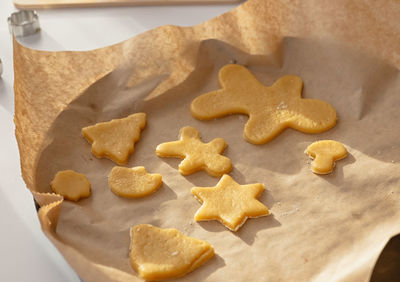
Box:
[14,0,400,281]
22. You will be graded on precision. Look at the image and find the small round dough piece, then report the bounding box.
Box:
[108,166,162,198]
[305,140,347,174]
[50,170,91,201]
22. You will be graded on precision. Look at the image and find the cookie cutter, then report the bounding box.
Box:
[8,10,40,37]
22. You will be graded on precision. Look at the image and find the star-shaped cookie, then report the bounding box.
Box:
[191,174,270,231]
[156,126,232,177]
[190,64,337,144]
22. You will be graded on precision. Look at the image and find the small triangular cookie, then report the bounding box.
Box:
[108,166,162,198]
[82,113,146,165]
[130,224,214,281]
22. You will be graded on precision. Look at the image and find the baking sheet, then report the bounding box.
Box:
[14,0,400,281]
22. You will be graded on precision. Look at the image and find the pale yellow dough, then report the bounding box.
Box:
[191,174,270,231]
[50,170,91,201]
[190,64,337,144]
[156,126,232,177]
[82,113,146,165]
[305,140,347,174]
[129,224,214,281]
[108,166,162,198]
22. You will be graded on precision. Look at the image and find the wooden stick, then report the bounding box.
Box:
[14,0,241,9]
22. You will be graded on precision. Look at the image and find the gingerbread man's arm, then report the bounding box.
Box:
[156,140,186,158]
[190,89,247,120]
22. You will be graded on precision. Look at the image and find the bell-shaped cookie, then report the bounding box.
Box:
[130,224,214,281]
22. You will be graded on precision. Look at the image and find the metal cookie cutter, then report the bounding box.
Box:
[8,10,40,37]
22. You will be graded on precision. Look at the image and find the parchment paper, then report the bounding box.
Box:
[14,0,400,281]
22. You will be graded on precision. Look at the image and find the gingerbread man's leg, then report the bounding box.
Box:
[204,155,232,177]
[179,155,201,175]
[243,114,285,144]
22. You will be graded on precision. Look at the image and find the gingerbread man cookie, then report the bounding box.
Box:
[191,64,337,144]
[108,166,162,198]
[156,126,232,177]
[305,140,347,174]
[82,113,146,165]
[191,174,270,231]
[130,224,214,281]
[50,170,91,201]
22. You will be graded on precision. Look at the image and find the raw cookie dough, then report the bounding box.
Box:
[108,166,162,198]
[82,113,146,165]
[129,224,215,281]
[50,170,91,201]
[156,126,232,177]
[305,140,347,174]
[190,64,337,144]
[191,174,270,231]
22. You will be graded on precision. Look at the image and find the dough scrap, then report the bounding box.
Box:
[108,166,162,198]
[82,113,146,165]
[305,140,347,174]
[50,170,91,201]
[156,126,232,177]
[129,224,214,281]
[190,64,337,144]
[191,174,270,231]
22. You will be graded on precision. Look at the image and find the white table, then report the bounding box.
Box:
[0,2,239,281]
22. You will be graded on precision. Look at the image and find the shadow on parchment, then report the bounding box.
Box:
[169,254,226,282]
[315,152,356,187]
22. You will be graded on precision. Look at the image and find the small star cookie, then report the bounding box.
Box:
[305,140,347,174]
[156,126,232,177]
[130,224,214,281]
[108,166,162,198]
[191,174,270,231]
[50,170,91,201]
[82,113,146,165]
[191,64,337,144]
